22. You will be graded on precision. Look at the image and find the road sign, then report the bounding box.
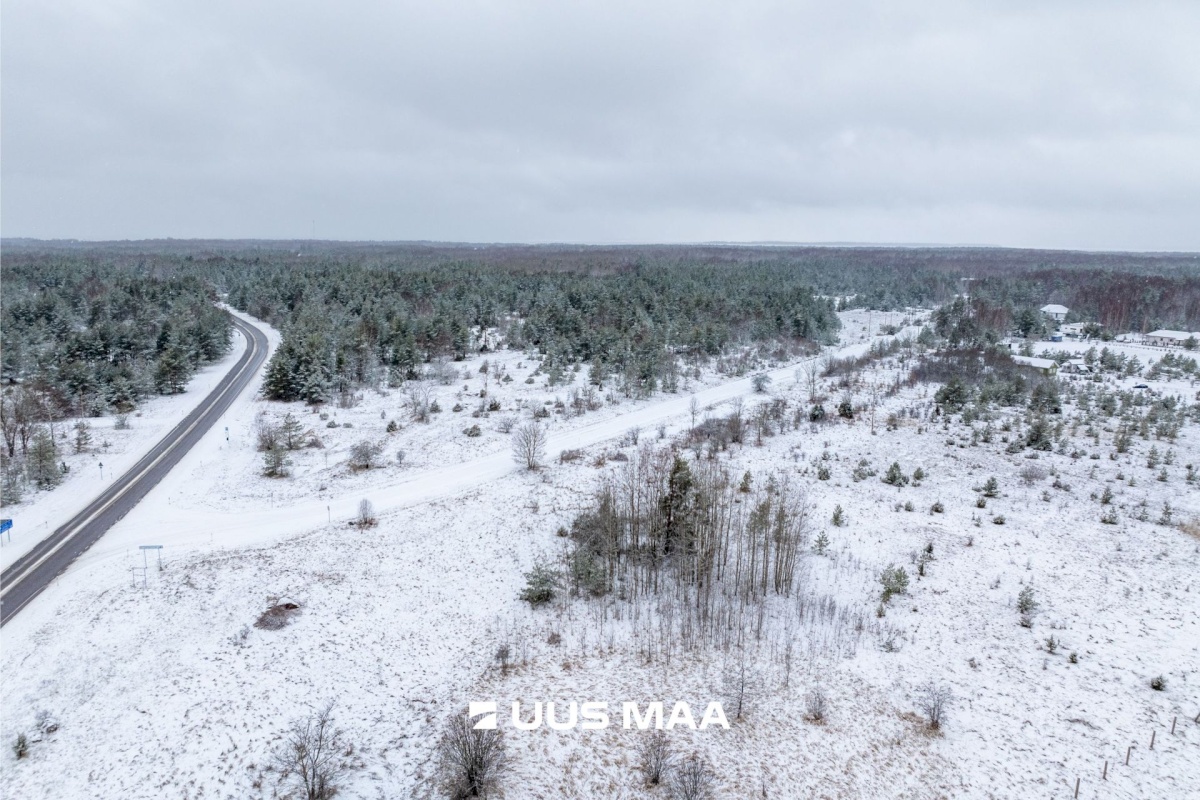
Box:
[139,544,164,571]
[1,519,11,544]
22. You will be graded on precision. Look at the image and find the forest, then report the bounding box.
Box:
[0,259,231,498]
[2,241,1197,501]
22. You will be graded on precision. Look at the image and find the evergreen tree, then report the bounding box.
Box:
[29,427,61,489]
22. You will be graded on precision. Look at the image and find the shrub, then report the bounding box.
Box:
[1150,675,1166,691]
[438,715,506,800]
[882,462,909,486]
[636,730,674,786]
[386,419,399,433]
[1019,465,1047,486]
[837,398,854,419]
[816,465,831,481]
[809,403,827,422]
[751,373,772,393]
[930,500,944,514]
[13,733,28,759]
[463,425,482,437]
[992,515,1006,525]
[668,754,716,800]
[804,688,828,723]
[879,564,909,603]
[831,504,845,527]
[348,440,383,470]
[519,560,561,607]
[916,683,953,731]
[912,467,925,484]
[354,499,378,528]
[982,476,999,498]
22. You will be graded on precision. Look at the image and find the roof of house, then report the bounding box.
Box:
[1146,330,1199,340]
[1041,304,1069,314]
[1012,355,1057,370]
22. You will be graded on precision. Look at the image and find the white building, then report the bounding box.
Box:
[1145,330,1200,348]
[1040,304,1069,323]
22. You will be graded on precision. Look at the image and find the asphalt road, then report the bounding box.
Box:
[0,314,269,626]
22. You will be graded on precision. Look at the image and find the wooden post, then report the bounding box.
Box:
[1126,745,1133,766]
[1150,730,1156,750]
[1073,777,1080,798]
[1102,760,1107,780]
[1171,716,1176,735]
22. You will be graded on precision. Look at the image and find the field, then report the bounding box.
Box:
[2,308,1197,799]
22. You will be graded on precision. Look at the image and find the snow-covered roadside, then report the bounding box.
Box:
[1,321,253,571]
[2,310,1195,799]
[23,312,922,593]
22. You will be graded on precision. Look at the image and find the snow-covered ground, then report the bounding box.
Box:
[4,308,1197,800]
[0,321,255,571]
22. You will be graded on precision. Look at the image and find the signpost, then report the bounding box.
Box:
[139,544,163,571]
[99,462,104,480]
[1,518,12,544]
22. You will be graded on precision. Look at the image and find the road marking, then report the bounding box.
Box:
[0,318,264,604]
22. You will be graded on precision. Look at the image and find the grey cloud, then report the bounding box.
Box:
[3,0,1198,248]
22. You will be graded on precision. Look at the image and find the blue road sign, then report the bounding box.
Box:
[0,519,12,534]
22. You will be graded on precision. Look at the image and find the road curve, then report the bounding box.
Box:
[0,313,269,626]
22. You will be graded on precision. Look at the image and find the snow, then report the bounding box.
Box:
[3,306,1197,799]
[0,324,253,571]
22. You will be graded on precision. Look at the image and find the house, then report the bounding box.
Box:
[1040,304,1069,323]
[1059,322,1089,339]
[1145,330,1200,348]
[1061,359,1092,375]
[1012,355,1059,376]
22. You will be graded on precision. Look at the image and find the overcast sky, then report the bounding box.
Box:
[3,1,1198,250]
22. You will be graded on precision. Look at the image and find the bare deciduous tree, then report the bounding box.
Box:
[636,729,674,785]
[511,422,547,470]
[916,682,953,730]
[437,714,506,799]
[272,701,348,800]
[348,440,383,470]
[669,753,716,800]
[723,649,760,722]
[406,381,434,423]
[355,499,377,528]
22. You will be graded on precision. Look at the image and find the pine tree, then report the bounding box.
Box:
[280,412,304,450]
[154,347,191,394]
[29,427,61,489]
[262,442,291,477]
[73,421,92,453]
